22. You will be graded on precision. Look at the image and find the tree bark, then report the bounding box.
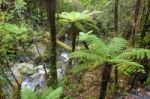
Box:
[130,0,141,45]
[114,0,119,91]
[140,0,150,47]
[99,63,112,99]
[46,0,58,87]
[68,25,77,68]
[114,0,119,36]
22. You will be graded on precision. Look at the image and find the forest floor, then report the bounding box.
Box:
[63,66,150,99]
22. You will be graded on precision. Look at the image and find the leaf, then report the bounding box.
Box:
[46,87,63,99]
[21,87,38,99]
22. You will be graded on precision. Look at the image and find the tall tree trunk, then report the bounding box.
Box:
[114,0,119,92]
[114,0,119,36]
[130,0,141,45]
[46,0,58,87]
[140,0,150,47]
[99,63,112,99]
[3,52,21,99]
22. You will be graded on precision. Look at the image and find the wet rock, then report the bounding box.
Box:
[146,85,150,92]
[21,73,45,91]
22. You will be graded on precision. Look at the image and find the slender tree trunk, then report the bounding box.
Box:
[68,25,76,69]
[114,0,119,92]
[3,52,21,99]
[114,0,119,36]
[99,63,112,99]
[140,0,150,47]
[3,52,20,86]
[0,66,13,87]
[130,0,141,45]
[72,28,76,52]
[46,0,58,87]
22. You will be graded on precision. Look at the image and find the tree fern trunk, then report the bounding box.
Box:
[99,63,112,99]
[68,25,76,68]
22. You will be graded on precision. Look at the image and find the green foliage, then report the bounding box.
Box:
[21,87,63,99]
[69,31,150,75]
[45,87,63,99]
[117,48,150,60]
[107,37,127,56]
[0,23,28,53]
[144,75,150,86]
[0,10,4,22]
[21,88,38,99]
[59,10,100,23]
[59,10,101,34]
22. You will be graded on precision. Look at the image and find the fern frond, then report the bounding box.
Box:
[107,37,127,56]
[21,87,38,99]
[117,48,150,60]
[69,50,99,62]
[46,87,63,99]
[109,59,144,76]
[79,32,110,57]
[40,87,53,99]
[74,22,85,31]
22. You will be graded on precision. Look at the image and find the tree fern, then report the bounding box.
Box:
[58,10,101,32]
[69,31,150,75]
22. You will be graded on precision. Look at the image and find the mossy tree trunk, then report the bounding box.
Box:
[46,0,58,87]
[140,0,150,47]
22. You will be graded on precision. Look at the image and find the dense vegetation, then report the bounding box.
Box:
[0,0,150,99]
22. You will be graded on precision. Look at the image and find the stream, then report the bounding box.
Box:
[10,52,68,91]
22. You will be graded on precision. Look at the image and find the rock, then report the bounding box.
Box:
[21,73,45,91]
[146,85,150,92]
[18,63,35,75]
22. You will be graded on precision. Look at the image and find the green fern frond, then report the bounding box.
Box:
[40,87,53,99]
[21,88,38,99]
[80,20,100,31]
[117,48,150,60]
[74,22,85,31]
[69,50,99,62]
[107,37,127,56]
[79,32,110,57]
[59,11,92,23]
[21,87,63,99]
[46,87,63,99]
[109,59,144,76]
